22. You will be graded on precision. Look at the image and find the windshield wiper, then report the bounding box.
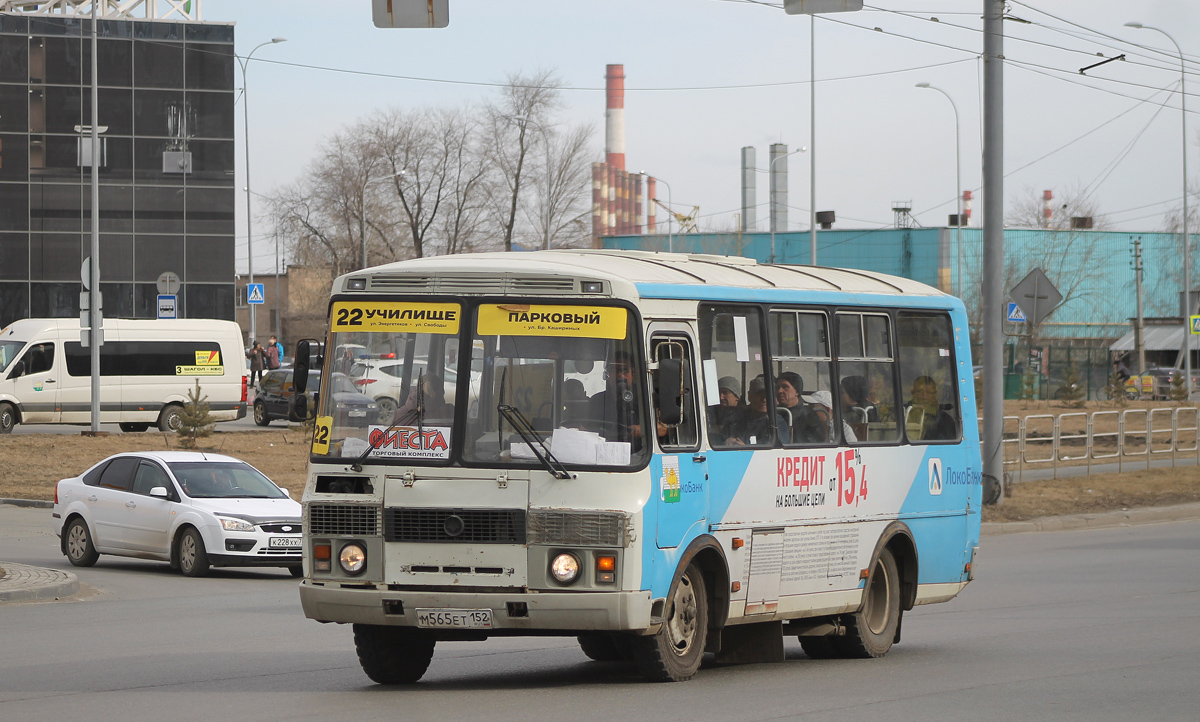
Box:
[350,371,425,472]
[497,403,573,480]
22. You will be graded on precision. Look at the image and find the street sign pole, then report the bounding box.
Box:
[982,0,1005,504]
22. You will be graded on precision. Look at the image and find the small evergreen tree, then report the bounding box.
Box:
[1169,369,1189,403]
[1056,360,1085,408]
[177,380,215,449]
[1019,370,1038,407]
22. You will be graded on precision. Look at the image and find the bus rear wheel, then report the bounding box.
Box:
[838,548,901,658]
[353,624,436,685]
[630,563,708,682]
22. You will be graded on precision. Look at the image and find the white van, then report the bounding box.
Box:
[0,318,247,434]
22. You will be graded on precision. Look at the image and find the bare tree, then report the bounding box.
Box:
[438,110,492,255]
[526,122,597,249]
[1006,183,1110,230]
[485,69,563,252]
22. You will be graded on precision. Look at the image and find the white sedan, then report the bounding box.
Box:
[53,451,303,577]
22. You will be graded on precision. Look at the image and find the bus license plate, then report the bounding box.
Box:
[416,608,494,629]
[269,537,302,549]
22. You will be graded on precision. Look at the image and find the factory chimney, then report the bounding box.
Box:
[606,65,625,170]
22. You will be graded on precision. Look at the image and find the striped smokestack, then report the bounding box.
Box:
[606,64,625,171]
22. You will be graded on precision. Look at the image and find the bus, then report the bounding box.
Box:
[291,250,981,684]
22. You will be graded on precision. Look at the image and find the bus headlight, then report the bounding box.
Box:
[339,543,367,575]
[550,553,581,584]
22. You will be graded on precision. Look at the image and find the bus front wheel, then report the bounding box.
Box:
[353,624,436,685]
[838,547,901,658]
[630,563,708,682]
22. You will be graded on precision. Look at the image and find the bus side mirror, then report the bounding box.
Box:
[7,359,25,380]
[293,339,320,393]
[657,358,683,426]
[292,393,310,421]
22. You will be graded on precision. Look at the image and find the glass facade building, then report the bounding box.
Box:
[0,14,235,330]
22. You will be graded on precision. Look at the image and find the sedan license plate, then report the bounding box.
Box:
[348,410,367,417]
[416,608,493,630]
[268,536,302,549]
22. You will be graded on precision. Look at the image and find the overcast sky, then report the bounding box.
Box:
[202,0,1200,274]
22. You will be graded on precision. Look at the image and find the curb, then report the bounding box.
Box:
[982,501,1200,536]
[0,561,79,603]
[0,498,52,509]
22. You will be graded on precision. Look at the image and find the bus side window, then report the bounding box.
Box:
[836,312,900,444]
[699,305,774,449]
[897,313,961,442]
[652,337,698,451]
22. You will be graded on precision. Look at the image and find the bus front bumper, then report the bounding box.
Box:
[299,580,656,633]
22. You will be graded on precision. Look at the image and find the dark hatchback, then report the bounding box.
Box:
[253,370,379,426]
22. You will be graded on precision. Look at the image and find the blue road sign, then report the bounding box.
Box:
[1191,315,1200,335]
[1006,302,1027,323]
[157,294,177,319]
[247,283,265,305]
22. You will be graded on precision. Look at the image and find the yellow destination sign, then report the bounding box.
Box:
[331,301,460,334]
[176,366,224,376]
[195,349,221,365]
[477,304,627,339]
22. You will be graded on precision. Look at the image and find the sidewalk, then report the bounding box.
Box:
[981,501,1200,536]
[0,561,78,603]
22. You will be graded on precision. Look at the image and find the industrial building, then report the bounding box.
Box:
[0,1,235,331]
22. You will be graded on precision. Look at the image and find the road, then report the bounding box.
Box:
[1,505,1197,721]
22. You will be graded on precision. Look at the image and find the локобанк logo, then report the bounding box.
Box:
[928,457,943,496]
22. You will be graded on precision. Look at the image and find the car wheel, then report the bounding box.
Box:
[177,527,210,577]
[158,404,183,433]
[119,422,149,433]
[353,624,437,684]
[375,397,398,423]
[288,565,303,578]
[64,517,100,567]
[253,401,271,426]
[629,563,708,681]
[0,402,16,434]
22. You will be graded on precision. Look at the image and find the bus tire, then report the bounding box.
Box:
[578,633,633,662]
[119,422,149,432]
[838,547,901,658]
[0,402,16,434]
[630,563,708,682]
[158,404,183,433]
[353,624,436,685]
[798,636,841,659]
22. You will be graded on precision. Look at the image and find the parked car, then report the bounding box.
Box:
[253,369,378,426]
[53,452,302,577]
[1124,367,1197,400]
[348,357,481,420]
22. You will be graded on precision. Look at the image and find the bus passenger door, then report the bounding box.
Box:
[649,329,709,549]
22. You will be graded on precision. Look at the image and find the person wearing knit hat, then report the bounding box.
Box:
[803,389,858,443]
[717,376,742,406]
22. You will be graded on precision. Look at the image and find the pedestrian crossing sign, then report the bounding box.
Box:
[247,283,265,305]
[1190,315,1200,335]
[1006,302,1027,323]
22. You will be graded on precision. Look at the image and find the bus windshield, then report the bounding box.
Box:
[313,300,464,463]
[463,303,649,469]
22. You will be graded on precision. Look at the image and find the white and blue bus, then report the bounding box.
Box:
[292,250,981,683]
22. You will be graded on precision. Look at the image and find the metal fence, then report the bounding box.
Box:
[1001,407,1200,481]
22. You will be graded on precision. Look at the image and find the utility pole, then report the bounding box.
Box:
[88,1,100,433]
[1133,237,1146,375]
[981,0,1005,503]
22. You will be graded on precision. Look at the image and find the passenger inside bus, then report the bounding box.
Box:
[904,375,957,440]
[804,389,857,443]
[839,375,876,441]
[777,372,825,444]
[723,376,778,446]
[581,352,645,447]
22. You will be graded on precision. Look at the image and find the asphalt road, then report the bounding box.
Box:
[1,505,1197,721]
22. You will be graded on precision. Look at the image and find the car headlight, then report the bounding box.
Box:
[550,553,581,584]
[335,402,347,410]
[339,543,367,575]
[219,517,255,532]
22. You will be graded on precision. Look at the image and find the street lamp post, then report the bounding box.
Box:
[360,170,406,269]
[1126,22,1190,397]
[916,82,963,297]
[237,37,286,344]
[769,147,807,264]
[655,176,674,253]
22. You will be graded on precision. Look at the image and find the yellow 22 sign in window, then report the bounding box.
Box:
[331,301,461,334]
